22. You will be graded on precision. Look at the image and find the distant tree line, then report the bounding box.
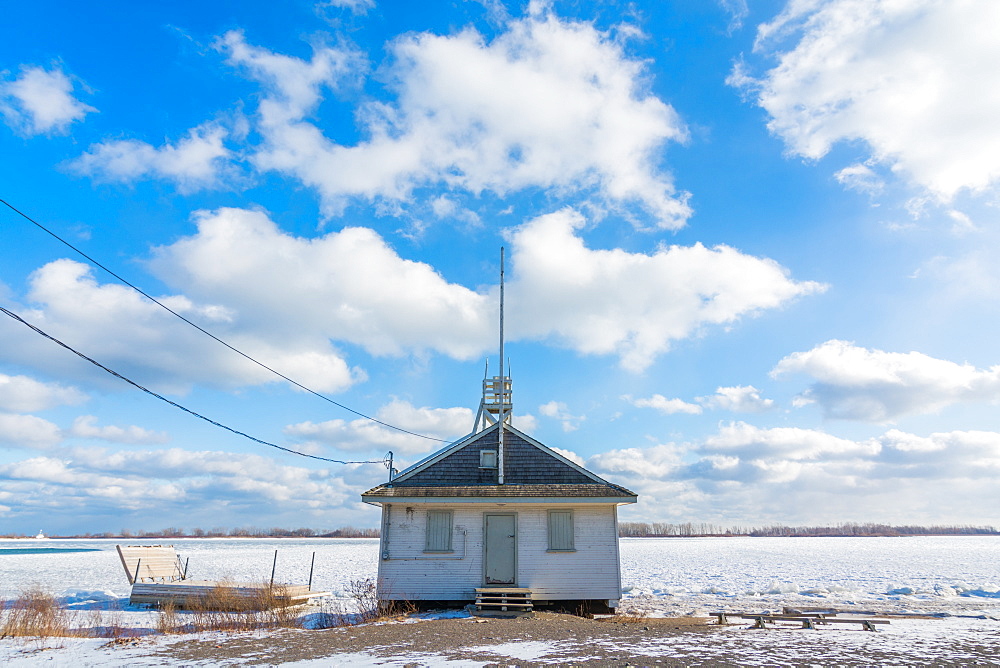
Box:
[19,526,381,539]
[618,521,999,537]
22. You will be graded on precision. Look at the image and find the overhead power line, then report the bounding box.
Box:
[0,198,447,443]
[0,305,387,466]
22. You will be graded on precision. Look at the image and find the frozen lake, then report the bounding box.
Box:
[1,535,997,619]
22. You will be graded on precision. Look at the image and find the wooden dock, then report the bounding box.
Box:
[117,545,328,609]
[129,581,327,608]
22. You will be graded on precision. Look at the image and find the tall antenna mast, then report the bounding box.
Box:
[498,247,505,485]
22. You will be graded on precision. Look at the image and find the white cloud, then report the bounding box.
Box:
[0,413,62,450]
[285,399,473,456]
[703,421,878,461]
[549,446,585,467]
[834,163,884,195]
[772,340,1000,421]
[67,415,169,445]
[0,374,87,412]
[719,0,750,33]
[150,207,493,360]
[590,423,1000,524]
[317,0,374,14]
[221,12,692,226]
[0,446,380,526]
[698,385,774,413]
[508,208,826,371]
[538,400,585,432]
[68,122,233,192]
[625,393,702,415]
[733,0,1000,201]
[0,256,361,393]
[0,65,95,135]
[589,443,685,479]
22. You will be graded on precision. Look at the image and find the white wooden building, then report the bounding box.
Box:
[361,374,637,612]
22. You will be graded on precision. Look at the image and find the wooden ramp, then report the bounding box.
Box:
[116,545,328,609]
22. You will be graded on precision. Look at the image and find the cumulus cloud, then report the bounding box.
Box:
[150,207,493,360]
[698,385,774,413]
[588,423,1000,524]
[285,399,473,456]
[0,256,360,393]
[732,0,1000,201]
[509,208,826,370]
[625,394,702,415]
[0,374,87,412]
[0,446,381,529]
[0,413,62,450]
[68,122,233,192]
[538,400,585,432]
[67,415,169,445]
[221,11,691,226]
[772,340,1000,421]
[0,65,95,135]
[628,386,774,414]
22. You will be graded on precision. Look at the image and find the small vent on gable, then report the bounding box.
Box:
[480,449,498,469]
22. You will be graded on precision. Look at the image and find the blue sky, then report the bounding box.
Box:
[2,0,999,535]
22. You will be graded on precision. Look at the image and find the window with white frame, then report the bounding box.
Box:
[547,509,575,551]
[425,509,453,552]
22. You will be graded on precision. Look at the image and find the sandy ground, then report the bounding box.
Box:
[4,612,1000,666]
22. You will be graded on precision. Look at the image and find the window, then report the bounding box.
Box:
[479,450,498,469]
[547,510,575,551]
[425,510,453,552]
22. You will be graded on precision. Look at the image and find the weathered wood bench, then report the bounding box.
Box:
[711,611,889,632]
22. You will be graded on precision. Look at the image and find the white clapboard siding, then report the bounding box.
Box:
[378,503,621,602]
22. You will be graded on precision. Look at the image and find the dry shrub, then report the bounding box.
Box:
[154,601,183,634]
[0,588,71,638]
[183,581,303,633]
[349,577,414,623]
[309,598,351,629]
[348,577,380,623]
[614,605,650,623]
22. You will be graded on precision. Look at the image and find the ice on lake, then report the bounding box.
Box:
[0,534,997,619]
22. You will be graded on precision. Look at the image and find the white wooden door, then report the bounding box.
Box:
[484,513,516,585]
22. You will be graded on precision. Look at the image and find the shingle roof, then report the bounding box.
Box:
[362,483,637,500]
[361,423,637,502]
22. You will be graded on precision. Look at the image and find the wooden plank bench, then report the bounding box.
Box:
[712,612,889,632]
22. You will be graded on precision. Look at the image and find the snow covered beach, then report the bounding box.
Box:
[1,535,998,665]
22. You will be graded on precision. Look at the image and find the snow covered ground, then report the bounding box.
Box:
[1,535,997,665]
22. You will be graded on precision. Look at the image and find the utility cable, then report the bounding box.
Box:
[0,305,388,466]
[0,198,447,443]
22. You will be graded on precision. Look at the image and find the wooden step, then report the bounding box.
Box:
[475,587,532,612]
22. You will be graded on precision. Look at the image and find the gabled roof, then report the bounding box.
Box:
[361,423,637,503]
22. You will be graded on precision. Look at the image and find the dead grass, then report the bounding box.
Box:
[614,605,651,623]
[1,579,416,641]
[174,581,303,633]
[0,588,71,638]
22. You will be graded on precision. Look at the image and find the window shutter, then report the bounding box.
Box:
[425,510,453,552]
[548,510,574,551]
